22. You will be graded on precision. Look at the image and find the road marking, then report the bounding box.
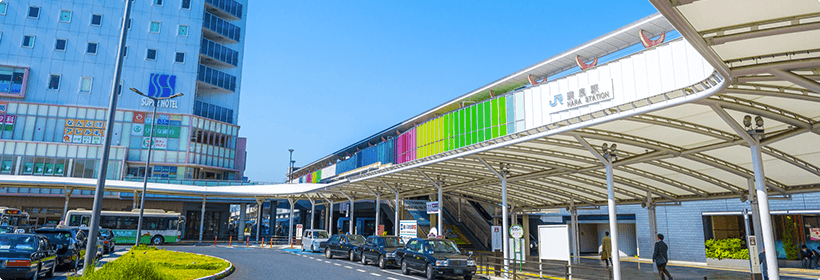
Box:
[326,261,332,263]
[370,273,381,276]
[387,278,399,280]
[356,269,366,272]
[344,265,352,269]
[334,263,341,266]
[309,257,314,259]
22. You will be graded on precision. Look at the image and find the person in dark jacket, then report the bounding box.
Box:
[800,245,812,269]
[813,246,820,269]
[652,233,672,280]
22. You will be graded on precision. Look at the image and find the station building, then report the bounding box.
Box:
[0,0,249,236]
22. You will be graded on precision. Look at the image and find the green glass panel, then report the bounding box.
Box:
[491,99,499,138]
[465,108,471,146]
[484,102,492,130]
[499,96,508,134]
[459,110,465,148]
[444,115,450,151]
[471,106,478,145]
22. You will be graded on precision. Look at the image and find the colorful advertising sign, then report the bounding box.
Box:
[811,228,820,241]
[133,112,146,124]
[399,220,418,244]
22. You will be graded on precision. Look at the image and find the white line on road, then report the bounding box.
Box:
[370,273,381,276]
[334,263,341,266]
[356,269,366,272]
[387,278,399,280]
[344,266,352,269]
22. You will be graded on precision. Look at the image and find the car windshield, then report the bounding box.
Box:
[348,235,365,245]
[315,231,329,238]
[34,231,72,245]
[0,226,11,234]
[100,230,111,238]
[0,235,38,252]
[426,240,460,254]
[384,237,404,247]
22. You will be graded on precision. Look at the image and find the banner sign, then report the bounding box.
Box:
[426,201,440,214]
[492,226,502,251]
[399,220,418,244]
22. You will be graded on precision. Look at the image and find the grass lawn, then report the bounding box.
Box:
[71,245,231,280]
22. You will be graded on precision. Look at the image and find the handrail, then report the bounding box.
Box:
[443,196,490,247]
[474,253,613,280]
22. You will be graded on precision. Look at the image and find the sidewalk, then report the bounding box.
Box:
[577,256,820,280]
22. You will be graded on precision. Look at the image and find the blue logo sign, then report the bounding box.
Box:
[549,94,563,107]
[148,74,177,98]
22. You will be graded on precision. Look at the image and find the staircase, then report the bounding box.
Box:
[442,196,491,250]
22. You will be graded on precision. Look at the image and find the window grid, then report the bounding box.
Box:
[91,14,102,26]
[80,77,93,94]
[175,52,185,64]
[27,6,40,19]
[54,39,67,51]
[86,42,98,55]
[48,75,61,91]
[146,49,157,60]
[59,10,72,23]
[150,21,161,33]
[22,35,35,48]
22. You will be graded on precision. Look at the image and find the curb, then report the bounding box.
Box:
[191,253,235,280]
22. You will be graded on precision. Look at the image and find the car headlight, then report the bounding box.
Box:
[467,260,476,266]
[435,260,449,266]
[386,252,395,257]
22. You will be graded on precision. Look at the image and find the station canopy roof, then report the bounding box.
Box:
[3,2,818,211]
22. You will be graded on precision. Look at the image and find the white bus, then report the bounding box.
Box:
[0,206,30,233]
[64,209,185,245]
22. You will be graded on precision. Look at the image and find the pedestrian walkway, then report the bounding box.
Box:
[576,256,819,280]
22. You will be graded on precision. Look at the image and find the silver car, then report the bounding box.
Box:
[302,229,329,252]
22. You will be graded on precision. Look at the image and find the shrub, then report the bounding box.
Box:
[783,216,799,260]
[705,238,749,260]
[69,252,175,280]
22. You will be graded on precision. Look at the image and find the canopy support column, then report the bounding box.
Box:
[646,190,657,264]
[319,193,334,233]
[478,158,509,277]
[375,192,381,234]
[394,185,401,236]
[199,196,206,244]
[575,135,622,280]
[570,199,580,264]
[419,171,445,236]
[238,203,246,239]
[748,178,764,254]
[255,198,264,242]
[309,198,316,230]
[712,106,780,280]
[288,198,295,248]
[62,187,74,223]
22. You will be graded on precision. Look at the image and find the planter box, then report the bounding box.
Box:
[707,258,751,269]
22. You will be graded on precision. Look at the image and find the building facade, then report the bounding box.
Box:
[0,0,248,233]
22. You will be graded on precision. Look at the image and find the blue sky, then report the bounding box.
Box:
[238,1,659,182]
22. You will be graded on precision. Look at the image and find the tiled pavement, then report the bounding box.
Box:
[576,258,819,280]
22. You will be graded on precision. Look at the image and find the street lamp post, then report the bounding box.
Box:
[288,149,294,183]
[290,160,296,182]
[130,88,183,245]
[84,0,133,268]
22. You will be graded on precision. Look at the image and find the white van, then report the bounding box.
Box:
[302,229,329,252]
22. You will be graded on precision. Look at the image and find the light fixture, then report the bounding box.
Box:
[602,143,609,153]
[755,116,764,128]
[609,144,617,154]
[743,115,752,128]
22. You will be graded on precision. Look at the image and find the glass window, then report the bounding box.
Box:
[54,39,67,51]
[146,49,157,60]
[150,21,161,33]
[80,77,92,93]
[153,0,163,6]
[177,25,188,36]
[91,14,102,26]
[175,52,185,63]
[181,0,191,9]
[59,10,71,23]
[22,35,34,48]
[0,3,7,15]
[48,75,60,90]
[86,42,98,54]
[27,6,39,19]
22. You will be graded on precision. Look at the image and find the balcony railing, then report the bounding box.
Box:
[203,11,241,42]
[205,0,243,20]
[200,38,239,67]
[198,64,237,92]
[122,177,256,186]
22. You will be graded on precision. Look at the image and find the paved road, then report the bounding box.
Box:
[166,245,820,280]
[168,245,483,280]
[48,246,130,279]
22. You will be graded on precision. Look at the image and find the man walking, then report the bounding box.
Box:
[601,231,612,267]
[653,233,672,280]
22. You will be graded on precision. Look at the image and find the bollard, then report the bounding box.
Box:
[246,236,250,246]
[270,237,273,248]
[214,235,217,246]
[229,236,232,246]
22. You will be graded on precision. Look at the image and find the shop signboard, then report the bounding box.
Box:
[296,224,303,239]
[399,220,417,244]
[492,226,502,251]
[811,228,820,241]
[426,201,439,214]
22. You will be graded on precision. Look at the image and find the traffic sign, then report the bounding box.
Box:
[510,224,524,239]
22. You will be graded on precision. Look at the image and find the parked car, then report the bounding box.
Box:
[77,228,104,259]
[100,228,116,254]
[396,238,476,280]
[322,234,366,261]
[357,235,404,269]
[302,229,329,252]
[34,227,86,269]
[0,233,58,279]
